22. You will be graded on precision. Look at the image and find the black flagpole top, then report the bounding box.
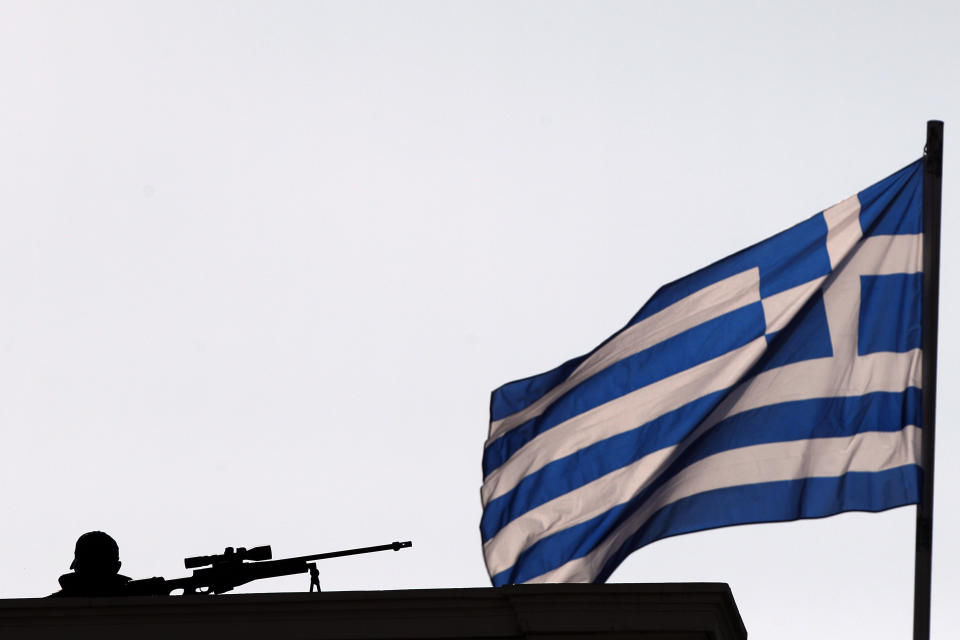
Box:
[925,121,943,176]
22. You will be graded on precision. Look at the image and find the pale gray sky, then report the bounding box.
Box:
[1,1,958,638]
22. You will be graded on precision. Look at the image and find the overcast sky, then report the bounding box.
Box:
[1,1,958,638]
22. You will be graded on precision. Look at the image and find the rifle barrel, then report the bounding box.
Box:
[293,540,412,564]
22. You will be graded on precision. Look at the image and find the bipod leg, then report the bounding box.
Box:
[308,562,321,592]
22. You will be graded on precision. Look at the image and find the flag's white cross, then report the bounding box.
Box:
[744,196,922,417]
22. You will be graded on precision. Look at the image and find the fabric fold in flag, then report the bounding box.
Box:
[481,159,925,586]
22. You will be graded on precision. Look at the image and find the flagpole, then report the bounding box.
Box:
[914,119,943,640]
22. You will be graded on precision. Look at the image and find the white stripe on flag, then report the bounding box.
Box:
[521,425,921,583]
[487,268,762,442]
[716,351,921,426]
[761,277,826,334]
[483,444,675,576]
[481,336,769,505]
[823,195,863,269]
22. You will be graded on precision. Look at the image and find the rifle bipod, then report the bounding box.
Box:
[308,562,321,592]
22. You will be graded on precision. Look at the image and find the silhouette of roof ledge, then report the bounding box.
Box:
[0,583,747,640]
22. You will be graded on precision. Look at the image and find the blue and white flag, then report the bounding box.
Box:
[482,161,924,586]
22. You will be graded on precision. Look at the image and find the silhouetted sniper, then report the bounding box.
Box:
[49,531,132,597]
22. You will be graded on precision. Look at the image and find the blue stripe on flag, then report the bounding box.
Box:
[858,160,922,235]
[490,355,588,422]
[755,291,832,374]
[627,214,831,326]
[483,302,765,477]
[592,465,921,583]
[858,273,922,355]
[658,390,921,475]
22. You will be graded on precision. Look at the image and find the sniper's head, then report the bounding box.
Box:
[70,531,121,576]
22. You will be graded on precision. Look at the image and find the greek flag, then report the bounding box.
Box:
[482,160,924,586]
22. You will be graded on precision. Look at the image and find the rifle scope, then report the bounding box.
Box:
[184,545,272,569]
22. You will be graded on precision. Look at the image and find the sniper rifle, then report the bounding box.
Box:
[124,540,412,595]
